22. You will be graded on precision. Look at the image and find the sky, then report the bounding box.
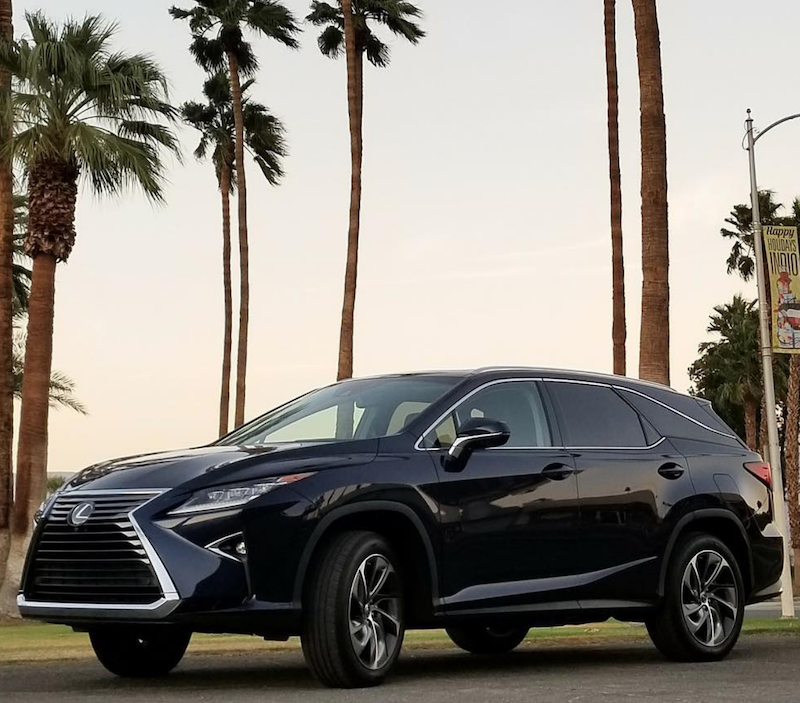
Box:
[12,0,800,473]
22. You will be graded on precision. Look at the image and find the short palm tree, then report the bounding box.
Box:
[181,70,286,437]
[307,0,425,381]
[720,191,783,281]
[631,0,669,385]
[689,296,762,449]
[0,11,179,535]
[170,0,300,428]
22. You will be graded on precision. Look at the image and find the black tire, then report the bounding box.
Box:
[647,533,745,662]
[446,624,529,655]
[89,627,191,678]
[302,531,405,688]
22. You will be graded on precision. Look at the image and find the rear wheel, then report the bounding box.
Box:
[446,624,529,655]
[89,627,191,678]
[302,531,405,688]
[647,533,744,662]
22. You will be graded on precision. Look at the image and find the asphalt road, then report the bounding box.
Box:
[1,636,799,703]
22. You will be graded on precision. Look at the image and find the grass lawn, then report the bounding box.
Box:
[1,618,798,665]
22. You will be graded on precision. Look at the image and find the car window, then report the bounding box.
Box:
[620,389,741,447]
[425,382,553,449]
[547,382,647,448]
[386,402,429,435]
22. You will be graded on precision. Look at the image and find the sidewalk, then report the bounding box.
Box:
[745,598,800,620]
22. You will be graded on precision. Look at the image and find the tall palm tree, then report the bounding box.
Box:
[170,0,300,427]
[181,70,287,437]
[631,0,669,385]
[307,0,425,381]
[689,296,762,450]
[0,12,179,563]
[604,0,625,375]
[0,0,14,585]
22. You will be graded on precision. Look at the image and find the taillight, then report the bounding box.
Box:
[745,461,773,489]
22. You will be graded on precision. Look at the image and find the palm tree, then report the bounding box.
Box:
[631,0,669,385]
[721,191,782,281]
[689,296,762,449]
[12,332,85,414]
[0,0,14,585]
[181,70,287,437]
[307,0,424,381]
[0,11,179,549]
[170,1,300,428]
[604,0,625,375]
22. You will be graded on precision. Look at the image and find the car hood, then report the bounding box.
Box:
[62,440,380,493]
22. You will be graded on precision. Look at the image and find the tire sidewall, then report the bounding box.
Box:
[667,534,745,659]
[333,534,406,684]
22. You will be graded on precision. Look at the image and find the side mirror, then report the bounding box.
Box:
[443,418,511,472]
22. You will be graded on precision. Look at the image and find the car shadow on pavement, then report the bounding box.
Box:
[91,643,670,693]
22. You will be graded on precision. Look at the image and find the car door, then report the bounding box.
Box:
[420,379,581,613]
[544,379,694,605]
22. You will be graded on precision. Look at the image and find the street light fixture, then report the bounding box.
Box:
[745,109,799,619]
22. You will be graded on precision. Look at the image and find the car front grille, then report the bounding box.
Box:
[27,493,164,605]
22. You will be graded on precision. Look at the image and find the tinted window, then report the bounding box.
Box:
[548,382,647,447]
[425,382,552,449]
[222,377,459,445]
[620,389,741,447]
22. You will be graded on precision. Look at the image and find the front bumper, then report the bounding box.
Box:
[18,488,310,634]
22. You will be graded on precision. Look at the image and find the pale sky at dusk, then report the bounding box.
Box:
[13,0,800,473]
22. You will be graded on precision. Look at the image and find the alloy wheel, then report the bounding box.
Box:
[348,554,402,670]
[681,549,739,647]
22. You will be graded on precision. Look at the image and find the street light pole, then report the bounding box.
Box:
[746,109,797,618]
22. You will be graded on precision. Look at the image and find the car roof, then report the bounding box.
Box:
[347,367,686,399]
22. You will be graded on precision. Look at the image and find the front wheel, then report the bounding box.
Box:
[89,627,191,678]
[647,533,744,662]
[302,531,405,688]
[446,624,529,655]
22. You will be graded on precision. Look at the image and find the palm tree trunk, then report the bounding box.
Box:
[218,163,233,437]
[336,0,364,382]
[758,395,769,455]
[0,252,57,613]
[227,52,250,428]
[743,398,757,451]
[0,0,14,588]
[784,356,800,592]
[11,253,56,533]
[632,0,670,385]
[605,0,626,377]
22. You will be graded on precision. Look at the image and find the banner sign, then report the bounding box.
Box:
[764,224,800,353]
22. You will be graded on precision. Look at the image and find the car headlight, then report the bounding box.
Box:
[168,473,315,516]
[33,492,59,526]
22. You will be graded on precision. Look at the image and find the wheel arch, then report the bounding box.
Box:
[293,501,440,626]
[658,509,754,597]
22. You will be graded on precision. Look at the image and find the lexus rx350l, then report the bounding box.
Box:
[19,368,783,687]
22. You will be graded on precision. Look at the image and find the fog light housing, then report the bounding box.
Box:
[206,532,247,562]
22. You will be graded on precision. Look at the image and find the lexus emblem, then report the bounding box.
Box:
[67,502,94,527]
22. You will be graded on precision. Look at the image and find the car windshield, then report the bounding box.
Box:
[219,377,460,446]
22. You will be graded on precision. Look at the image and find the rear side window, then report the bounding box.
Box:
[619,389,741,447]
[547,382,647,448]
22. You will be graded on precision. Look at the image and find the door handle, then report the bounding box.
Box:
[658,462,685,480]
[542,463,575,481]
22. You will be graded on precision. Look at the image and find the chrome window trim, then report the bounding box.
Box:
[414,375,724,452]
[18,490,180,617]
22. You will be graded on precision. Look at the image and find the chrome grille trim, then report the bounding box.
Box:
[18,490,179,618]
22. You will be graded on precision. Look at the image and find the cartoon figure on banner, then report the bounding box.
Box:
[775,267,800,349]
